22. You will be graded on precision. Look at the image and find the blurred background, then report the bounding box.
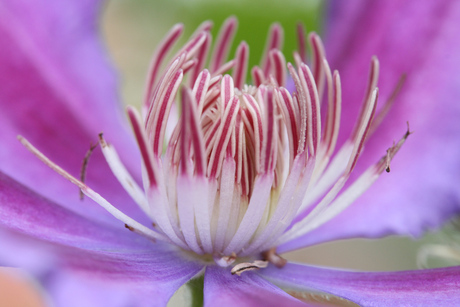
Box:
[1,0,458,306]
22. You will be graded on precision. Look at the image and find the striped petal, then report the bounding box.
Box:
[261,263,460,306]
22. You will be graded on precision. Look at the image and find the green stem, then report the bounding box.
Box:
[187,275,204,307]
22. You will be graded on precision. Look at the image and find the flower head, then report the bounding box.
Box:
[3,0,460,305]
[19,17,408,271]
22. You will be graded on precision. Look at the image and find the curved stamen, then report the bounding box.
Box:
[143,24,184,110]
[17,136,166,243]
[261,23,284,77]
[210,17,238,73]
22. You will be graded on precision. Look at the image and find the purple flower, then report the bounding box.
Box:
[1,0,460,306]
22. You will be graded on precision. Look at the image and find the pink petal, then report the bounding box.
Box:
[0,0,146,224]
[261,263,460,306]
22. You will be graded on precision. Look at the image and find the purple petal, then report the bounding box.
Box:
[261,263,460,306]
[46,272,135,307]
[203,266,309,307]
[3,241,203,307]
[0,170,204,305]
[0,0,146,224]
[0,229,57,276]
[0,171,150,250]
[281,0,460,250]
[1,234,203,307]
[56,247,203,307]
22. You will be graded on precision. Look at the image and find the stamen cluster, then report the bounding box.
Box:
[19,17,409,269]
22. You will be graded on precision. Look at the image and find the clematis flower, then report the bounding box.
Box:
[1,0,460,306]
[20,14,411,272]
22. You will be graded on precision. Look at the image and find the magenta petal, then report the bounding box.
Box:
[261,263,460,306]
[203,266,309,307]
[0,171,149,250]
[281,0,460,249]
[0,0,146,224]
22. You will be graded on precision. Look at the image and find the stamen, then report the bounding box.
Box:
[79,142,98,200]
[220,74,234,108]
[204,117,221,151]
[232,41,249,89]
[351,56,379,141]
[287,63,307,154]
[322,60,342,159]
[242,94,263,172]
[182,59,196,74]
[98,133,150,218]
[260,88,277,174]
[212,59,236,77]
[293,51,303,70]
[309,33,326,99]
[145,54,185,130]
[251,66,265,87]
[127,106,158,187]
[208,75,222,89]
[269,50,286,86]
[299,63,321,155]
[235,114,244,184]
[202,87,221,114]
[296,23,307,63]
[210,17,238,73]
[172,31,208,64]
[261,23,284,77]
[346,88,378,174]
[231,260,268,276]
[152,68,184,156]
[213,157,236,251]
[369,74,407,136]
[379,122,412,173]
[177,175,204,254]
[214,252,237,267]
[143,24,184,109]
[189,32,212,87]
[262,247,287,268]
[241,128,250,196]
[275,87,299,167]
[181,87,207,177]
[192,69,211,116]
[18,136,165,242]
[191,20,213,36]
[207,96,240,178]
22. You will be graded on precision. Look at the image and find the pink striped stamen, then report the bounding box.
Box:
[210,17,238,73]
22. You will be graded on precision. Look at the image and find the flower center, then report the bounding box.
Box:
[19,17,410,272]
